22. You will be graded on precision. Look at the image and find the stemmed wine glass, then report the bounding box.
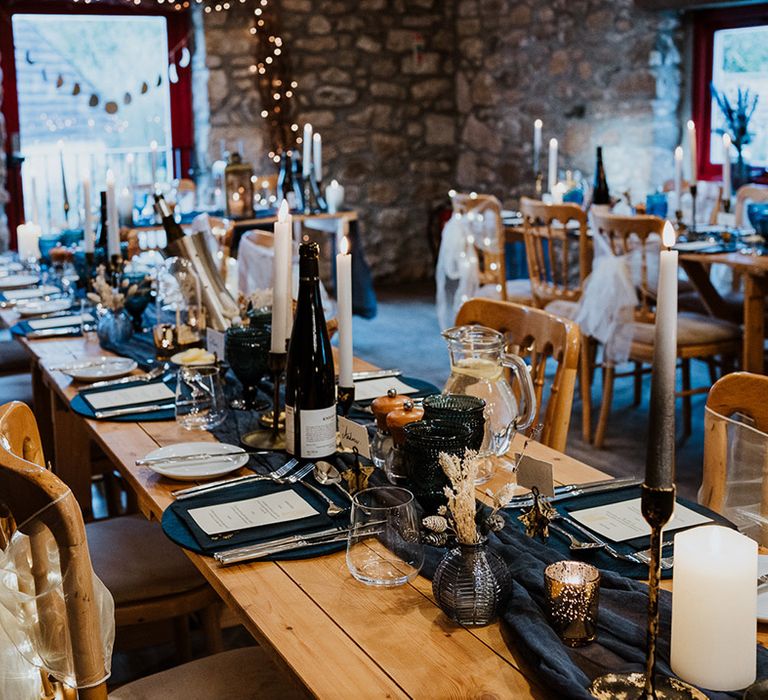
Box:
[225,324,271,411]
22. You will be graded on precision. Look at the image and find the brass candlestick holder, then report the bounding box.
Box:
[689,184,697,236]
[242,351,287,451]
[674,209,685,234]
[337,385,355,417]
[535,171,543,197]
[589,485,706,700]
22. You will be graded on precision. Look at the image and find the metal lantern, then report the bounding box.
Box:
[224,152,254,219]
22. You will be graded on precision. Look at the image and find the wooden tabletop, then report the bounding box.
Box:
[14,334,767,697]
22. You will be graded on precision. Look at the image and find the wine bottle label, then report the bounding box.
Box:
[285,404,337,458]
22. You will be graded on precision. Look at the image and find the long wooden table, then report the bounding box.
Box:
[10,331,767,697]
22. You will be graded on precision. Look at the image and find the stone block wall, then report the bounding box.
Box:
[0,49,8,251]
[198,0,683,282]
[454,0,682,203]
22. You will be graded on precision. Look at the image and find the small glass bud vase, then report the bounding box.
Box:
[432,538,512,627]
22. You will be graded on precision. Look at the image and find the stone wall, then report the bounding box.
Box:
[198,0,684,282]
[454,0,682,203]
[199,1,458,280]
[0,49,8,251]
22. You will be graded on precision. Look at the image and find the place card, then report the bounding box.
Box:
[354,377,418,402]
[338,416,371,458]
[83,382,175,411]
[206,328,226,361]
[516,455,555,498]
[569,498,713,543]
[188,490,319,536]
[27,313,95,331]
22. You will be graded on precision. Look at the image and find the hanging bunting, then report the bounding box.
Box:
[168,63,179,84]
[89,94,99,107]
[179,46,191,68]
[72,82,81,96]
[123,92,132,104]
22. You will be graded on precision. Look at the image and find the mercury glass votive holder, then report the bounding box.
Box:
[544,561,600,647]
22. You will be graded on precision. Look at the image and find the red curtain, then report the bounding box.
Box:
[692,4,768,182]
[0,2,193,242]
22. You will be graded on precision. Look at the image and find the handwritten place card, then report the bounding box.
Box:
[569,498,713,543]
[83,383,175,411]
[27,313,95,331]
[206,328,226,361]
[354,377,418,402]
[188,490,319,536]
[516,455,555,498]
[338,416,371,458]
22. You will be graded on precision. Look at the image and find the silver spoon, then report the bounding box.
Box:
[314,461,354,502]
[549,522,603,551]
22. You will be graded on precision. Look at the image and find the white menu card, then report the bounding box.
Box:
[27,313,95,331]
[189,491,319,535]
[84,383,175,411]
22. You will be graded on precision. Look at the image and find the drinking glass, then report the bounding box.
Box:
[544,561,600,647]
[346,487,423,587]
[175,365,228,430]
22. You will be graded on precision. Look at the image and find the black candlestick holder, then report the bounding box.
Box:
[689,184,698,236]
[589,485,706,700]
[242,351,287,451]
[723,198,732,215]
[337,385,355,417]
[674,209,685,234]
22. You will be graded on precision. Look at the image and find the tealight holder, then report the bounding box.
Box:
[544,561,600,647]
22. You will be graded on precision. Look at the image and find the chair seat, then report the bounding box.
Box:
[544,299,579,321]
[632,312,741,347]
[477,278,532,305]
[109,647,310,700]
[86,515,207,605]
[0,373,33,407]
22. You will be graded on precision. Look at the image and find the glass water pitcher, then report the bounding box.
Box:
[441,324,536,458]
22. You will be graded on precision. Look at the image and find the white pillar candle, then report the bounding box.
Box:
[325,179,344,214]
[533,119,543,174]
[313,132,322,183]
[271,199,291,353]
[30,176,39,225]
[674,146,683,212]
[548,138,558,194]
[150,140,158,187]
[551,181,566,205]
[687,120,698,185]
[105,169,120,258]
[722,133,732,201]
[302,124,313,178]
[82,175,94,254]
[645,221,677,489]
[671,525,757,690]
[118,186,133,225]
[336,236,353,388]
[16,223,41,260]
[225,256,238,299]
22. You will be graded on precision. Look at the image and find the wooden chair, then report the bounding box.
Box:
[661,179,722,225]
[450,192,532,304]
[591,212,741,448]
[700,372,768,546]
[519,197,592,442]
[0,401,309,699]
[734,183,768,228]
[0,401,225,667]
[455,298,581,453]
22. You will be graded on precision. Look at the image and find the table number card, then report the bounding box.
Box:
[189,491,319,536]
[206,328,226,361]
[516,455,555,498]
[83,382,175,411]
[338,416,371,458]
[570,498,712,542]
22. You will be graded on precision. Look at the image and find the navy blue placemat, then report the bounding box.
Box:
[11,315,86,337]
[162,473,351,558]
[504,485,735,580]
[70,376,176,422]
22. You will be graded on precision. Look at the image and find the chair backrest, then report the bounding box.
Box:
[701,373,768,546]
[519,197,589,309]
[590,211,665,324]
[0,402,109,698]
[661,179,722,225]
[450,192,507,299]
[455,298,581,452]
[734,183,768,228]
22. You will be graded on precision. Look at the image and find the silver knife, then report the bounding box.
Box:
[26,326,83,339]
[351,369,402,381]
[504,477,642,508]
[89,366,163,389]
[216,531,353,565]
[172,473,269,500]
[94,402,174,419]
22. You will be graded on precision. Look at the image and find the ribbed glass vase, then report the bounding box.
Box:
[432,539,512,627]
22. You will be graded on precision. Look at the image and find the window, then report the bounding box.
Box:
[0,5,193,237]
[692,5,768,180]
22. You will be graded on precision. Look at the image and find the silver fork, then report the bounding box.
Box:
[549,522,603,551]
[557,514,674,570]
[277,463,345,517]
[172,458,299,500]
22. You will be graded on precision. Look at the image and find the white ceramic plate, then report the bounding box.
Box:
[63,357,138,382]
[0,274,39,290]
[142,442,248,481]
[170,350,217,366]
[16,298,72,317]
[758,555,768,623]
